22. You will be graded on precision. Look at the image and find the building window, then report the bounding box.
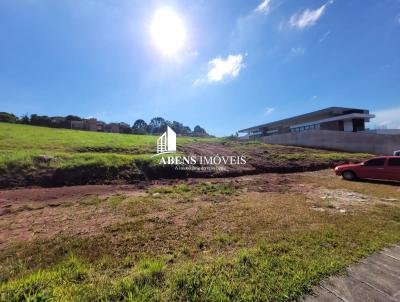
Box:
[291,123,321,133]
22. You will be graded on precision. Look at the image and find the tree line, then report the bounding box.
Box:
[132,117,208,136]
[0,112,210,137]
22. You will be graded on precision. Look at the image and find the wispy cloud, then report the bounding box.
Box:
[291,47,306,56]
[319,31,331,43]
[231,0,275,51]
[188,51,199,57]
[254,0,271,14]
[208,54,245,82]
[265,107,275,115]
[290,0,334,30]
[372,106,400,129]
[196,54,246,84]
[395,14,400,25]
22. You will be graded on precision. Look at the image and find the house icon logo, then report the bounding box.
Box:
[156,126,176,155]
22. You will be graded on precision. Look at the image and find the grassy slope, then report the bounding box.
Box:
[0,123,370,178]
[0,177,399,301]
[227,140,371,163]
[0,123,216,172]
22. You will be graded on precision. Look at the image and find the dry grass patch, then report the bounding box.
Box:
[1,173,400,301]
[298,170,400,200]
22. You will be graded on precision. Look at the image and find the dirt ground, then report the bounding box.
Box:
[0,142,370,188]
[1,169,398,251]
[181,142,365,175]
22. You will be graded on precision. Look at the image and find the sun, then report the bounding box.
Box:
[150,8,186,55]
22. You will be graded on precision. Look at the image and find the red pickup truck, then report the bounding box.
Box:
[334,156,400,181]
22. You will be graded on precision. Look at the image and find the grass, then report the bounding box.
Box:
[1,174,399,301]
[0,123,370,175]
[224,140,371,164]
[0,123,371,188]
[0,123,217,173]
[0,123,396,300]
[0,123,210,151]
[1,214,399,301]
[148,182,238,197]
[276,152,369,161]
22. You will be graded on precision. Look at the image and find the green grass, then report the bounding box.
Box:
[313,152,369,161]
[276,152,369,162]
[0,123,217,172]
[1,175,400,301]
[1,221,399,302]
[148,182,238,197]
[1,124,397,301]
[224,140,371,164]
[0,150,152,173]
[0,123,370,177]
[0,123,157,151]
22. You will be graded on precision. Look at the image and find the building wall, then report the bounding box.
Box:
[87,119,98,131]
[343,120,353,132]
[259,129,400,155]
[110,124,120,133]
[71,121,84,130]
[364,129,400,135]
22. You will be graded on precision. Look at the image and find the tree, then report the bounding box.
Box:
[65,115,82,122]
[133,119,147,129]
[0,110,213,137]
[19,114,30,124]
[147,117,166,134]
[182,126,192,135]
[170,121,188,135]
[132,119,148,134]
[0,112,18,123]
[30,114,51,127]
[193,125,208,137]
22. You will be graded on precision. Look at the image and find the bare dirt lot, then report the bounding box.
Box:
[0,169,399,301]
[1,170,399,250]
[0,172,289,248]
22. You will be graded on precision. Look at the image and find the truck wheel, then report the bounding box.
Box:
[342,171,356,181]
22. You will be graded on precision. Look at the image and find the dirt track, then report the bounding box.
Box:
[0,171,301,249]
[1,169,398,251]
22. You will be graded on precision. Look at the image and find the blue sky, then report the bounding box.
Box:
[1,0,400,136]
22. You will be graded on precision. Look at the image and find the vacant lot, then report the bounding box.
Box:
[0,123,219,170]
[0,123,218,187]
[1,123,396,301]
[0,123,370,188]
[1,170,399,301]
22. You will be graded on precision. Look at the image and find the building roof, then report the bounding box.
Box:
[238,107,371,133]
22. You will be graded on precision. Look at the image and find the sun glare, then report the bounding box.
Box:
[150,8,186,55]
